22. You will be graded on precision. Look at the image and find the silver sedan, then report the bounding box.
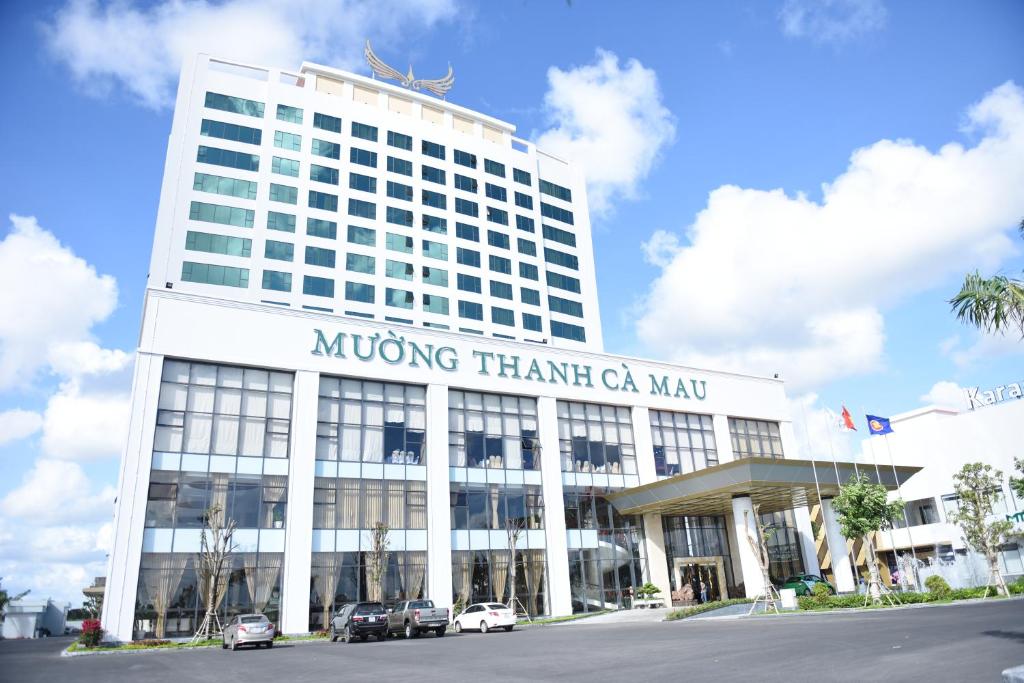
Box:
[222,614,276,650]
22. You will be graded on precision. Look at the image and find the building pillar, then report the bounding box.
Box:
[631,406,656,484]
[102,351,164,642]
[793,505,822,576]
[538,396,571,617]
[712,415,735,463]
[642,513,671,598]
[730,496,765,599]
[820,497,856,593]
[279,370,318,634]
[425,384,453,610]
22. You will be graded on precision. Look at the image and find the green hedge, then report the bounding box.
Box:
[796,582,1021,611]
[665,599,754,621]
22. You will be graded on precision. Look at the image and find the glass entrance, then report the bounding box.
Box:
[671,556,728,605]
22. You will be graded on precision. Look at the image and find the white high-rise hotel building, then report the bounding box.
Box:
[103,53,911,641]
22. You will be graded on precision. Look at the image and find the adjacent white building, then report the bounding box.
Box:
[102,52,907,642]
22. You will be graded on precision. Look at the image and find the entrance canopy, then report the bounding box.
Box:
[607,457,921,517]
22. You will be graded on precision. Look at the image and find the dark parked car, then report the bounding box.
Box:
[330,602,388,643]
[780,574,836,596]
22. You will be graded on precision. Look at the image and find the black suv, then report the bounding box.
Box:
[329,602,388,643]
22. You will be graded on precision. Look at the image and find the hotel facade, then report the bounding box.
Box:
[101,53,911,641]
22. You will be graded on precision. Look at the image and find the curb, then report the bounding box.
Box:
[677,594,1024,621]
[62,637,331,658]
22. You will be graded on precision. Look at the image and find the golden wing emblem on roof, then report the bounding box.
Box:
[364,40,454,98]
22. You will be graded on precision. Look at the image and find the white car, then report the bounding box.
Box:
[452,603,517,633]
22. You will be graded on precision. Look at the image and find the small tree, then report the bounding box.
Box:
[743,505,781,615]
[192,504,237,642]
[949,463,1012,597]
[505,518,525,614]
[1010,457,1024,501]
[832,473,904,605]
[367,522,391,602]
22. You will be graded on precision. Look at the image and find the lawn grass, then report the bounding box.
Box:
[664,598,754,621]
[67,632,329,654]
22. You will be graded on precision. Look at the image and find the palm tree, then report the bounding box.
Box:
[949,220,1024,336]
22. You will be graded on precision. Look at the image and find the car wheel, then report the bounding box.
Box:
[504,625,514,632]
[329,625,337,642]
[435,627,445,637]
[360,634,368,642]
[230,637,238,651]
[267,641,273,648]
[222,640,228,650]
[405,623,414,639]
[343,627,352,644]
[480,621,489,634]
[454,621,463,633]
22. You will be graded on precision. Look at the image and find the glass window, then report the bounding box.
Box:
[387,156,413,176]
[422,266,448,287]
[728,418,783,459]
[152,359,292,460]
[345,282,375,303]
[455,198,478,218]
[303,275,334,298]
[388,131,413,151]
[541,202,574,225]
[491,307,514,327]
[519,263,539,281]
[523,313,542,332]
[539,179,572,202]
[454,149,476,168]
[457,273,481,294]
[315,377,426,465]
[550,320,585,342]
[544,247,579,270]
[185,231,251,258]
[447,390,540,472]
[387,181,413,202]
[205,91,264,117]
[266,211,295,233]
[517,238,536,256]
[487,230,510,250]
[386,233,414,254]
[274,130,302,152]
[422,190,446,210]
[649,410,718,477]
[387,207,413,226]
[422,165,446,185]
[200,119,262,145]
[557,400,636,475]
[386,287,414,309]
[521,287,540,306]
[485,183,507,202]
[516,215,535,233]
[307,218,337,240]
[345,252,375,274]
[306,246,337,268]
[190,201,254,229]
[456,223,479,242]
[272,156,300,178]
[422,140,445,160]
[458,300,483,321]
[313,112,341,133]
[350,147,377,168]
[457,247,480,268]
[548,295,584,317]
[262,270,291,292]
[488,254,511,274]
[307,163,339,185]
[193,173,256,200]
[486,207,508,226]
[513,168,531,186]
[269,183,297,205]
[547,271,581,293]
[386,259,414,281]
[422,240,448,261]
[312,138,341,159]
[309,190,339,212]
[276,104,303,124]
[352,121,378,142]
[264,240,294,262]
[543,224,576,247]
[454,174,477,193]
[348,198,376,219]
[181,262,249,288]
[489,281,512,300]
[422,294,449,315]
[197,146,260,172]
[484,159,505,177]
[348,172,376,193]
[347,225,375,246]
[422,215,447,234]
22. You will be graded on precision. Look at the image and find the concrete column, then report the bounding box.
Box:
[642,513,671,597]
[793,505,822,576]
[631,406,656,484]
[730,496,764,598]
[712,414,735,463]
[820,497,856,593]
[279,370,318,634]
[538,396,572,617]
[425,384,453,609]
[102,351,164,642]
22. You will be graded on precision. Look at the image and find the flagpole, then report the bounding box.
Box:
[864,432,900,586]
[799,401,837,585]
[883,431,920,584]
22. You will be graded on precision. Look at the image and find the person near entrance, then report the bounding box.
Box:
[699,579,708,603]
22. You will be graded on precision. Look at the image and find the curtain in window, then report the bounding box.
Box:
[401,553,426,600]
[262,478,287,527]
[452,552,472,605]
[209,474,229,525]
[185,413,213,453]
[239,417,265,457]
[313,553,342,627]
[363,480,384,527]
[212,415,239,455]
[313,479,336,528]
[340,481,359,528]
[407,484,426,529]
[364,427,383,462]
[387,481,405,529]
[527,550,545,615]
[341,426,361,461]
[142,554,189,638]
[491,553,509,604]
[489,485,501,530]
[244,554,282,614]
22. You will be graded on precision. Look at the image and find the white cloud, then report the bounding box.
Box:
[787,392,859,462]
[535,50,676,217]
[41,380,131,461]
[48,341,132,379]
[44,0,459,109]
[1,459,115,525]
[636,81,1024,390]
[0,409,43,447]
[942,329,1024,368]
[0,215,119,391]
[919,380,970,412]
[779,0,888,44]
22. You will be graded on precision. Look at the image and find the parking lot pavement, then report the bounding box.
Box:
[1,600,1021,683]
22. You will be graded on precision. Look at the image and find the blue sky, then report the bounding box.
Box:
[0,0,1021,603]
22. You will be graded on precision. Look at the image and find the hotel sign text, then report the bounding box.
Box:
[311,328,708,400]
[965,380,1023,410]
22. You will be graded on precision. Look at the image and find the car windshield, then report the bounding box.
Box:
[783,577,801,583]
[486,603,507,610]
[408,600,434,609]
[356,603,385,615]
[240,616,266,624]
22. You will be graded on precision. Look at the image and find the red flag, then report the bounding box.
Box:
[841,406,857,431]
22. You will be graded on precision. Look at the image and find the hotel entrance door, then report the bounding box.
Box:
[673,557,728,605]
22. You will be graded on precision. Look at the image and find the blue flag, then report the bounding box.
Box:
[866,415,893,435]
